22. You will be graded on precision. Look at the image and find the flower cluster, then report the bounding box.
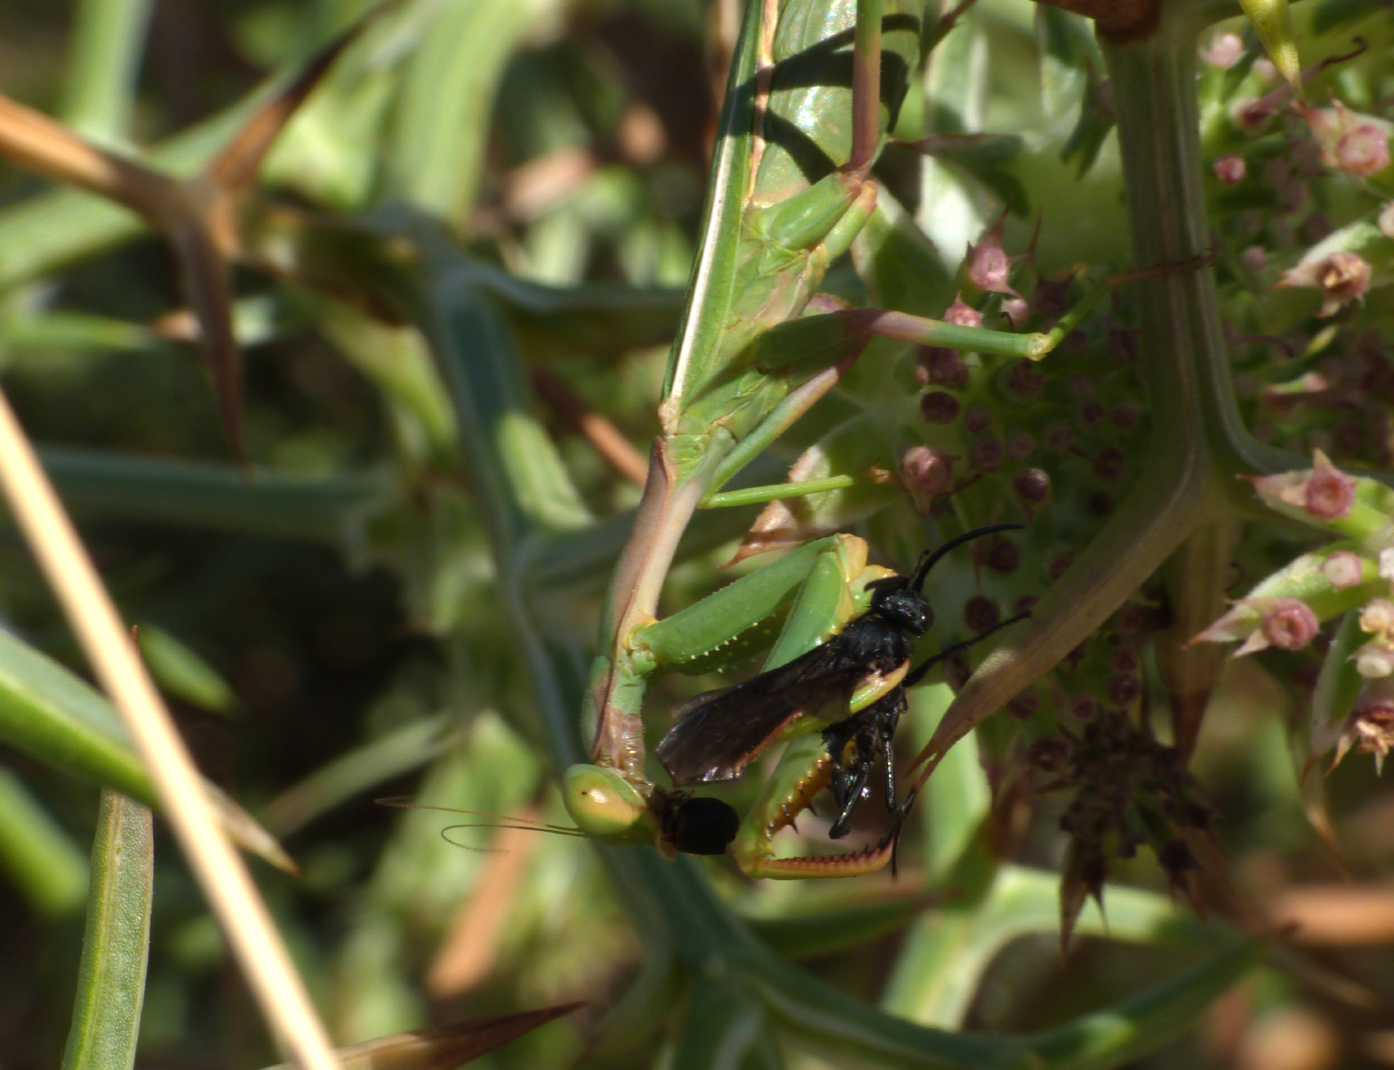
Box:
[1193,452,1394,773]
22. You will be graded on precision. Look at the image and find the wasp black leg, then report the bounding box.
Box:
[828,760,871,839]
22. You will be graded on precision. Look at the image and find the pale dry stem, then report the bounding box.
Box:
[0,390,340,1070]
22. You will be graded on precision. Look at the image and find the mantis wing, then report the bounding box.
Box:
[655,639,870,786]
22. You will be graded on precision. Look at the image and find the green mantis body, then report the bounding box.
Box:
[564,0,1084,876]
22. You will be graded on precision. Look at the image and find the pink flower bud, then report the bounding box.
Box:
[1240,245,1267,273]
[1093,447,1126,482]
[1261,599,1319,650]
[1001,296,1030,328]
[983,537,1019,574]
[1300,101,1393,178]
[971,437,1004,472]
[1043,423,1073,452]
[1004,361,1044,397]
[900,446,953,514]
[944,294,983,328]
[1335,124,1390,177]
[1006,431,1036,460]
[1013,468,1051,503]
[1304,453,1356,518]
[1111,404,1141,430]
[1380,202,1394,240]
[964,220,1019,296]
[1322,551,1367,590]
[922,349,969,389]
[1201,32,1243,70]
[1213,155,1246,184]
[1236,94,1282,131]
[920,391,960,424]
[1071,696,1098,720]
[964,596,1000,632]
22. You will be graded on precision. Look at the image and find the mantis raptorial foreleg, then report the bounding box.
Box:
[564,0,1090,871]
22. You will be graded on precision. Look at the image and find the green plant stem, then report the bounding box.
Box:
[59,0,153,141]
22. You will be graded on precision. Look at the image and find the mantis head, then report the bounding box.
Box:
[563,764,738,856]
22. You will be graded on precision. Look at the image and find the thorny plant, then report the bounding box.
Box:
[2,0,1394,1067]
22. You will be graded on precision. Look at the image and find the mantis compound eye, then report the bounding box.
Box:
[667,796,739,856]
[562,764,651,839]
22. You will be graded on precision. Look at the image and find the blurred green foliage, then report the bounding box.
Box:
[0,1,1392,1068]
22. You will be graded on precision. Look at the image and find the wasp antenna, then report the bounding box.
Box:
[905,611,1030,687]
[910,522,1026,593]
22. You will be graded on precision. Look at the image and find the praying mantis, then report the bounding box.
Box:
[561,0,1096,877]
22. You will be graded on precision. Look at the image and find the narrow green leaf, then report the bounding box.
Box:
[744,885,934,960]
[260,715,460,836]
[381,0,538,225]
[1026,939,1259,1069]
[0,769,89,916]
[672,977,769,1070]
[39,447,390,545]
[136,624,236,716]
[0,628,291,870]
[1240,0,1302,87]
[61,791,153,1070]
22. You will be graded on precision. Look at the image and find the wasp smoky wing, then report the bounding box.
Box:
[656,638,868,786]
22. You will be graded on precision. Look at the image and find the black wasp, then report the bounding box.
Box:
[656,523,1029,847]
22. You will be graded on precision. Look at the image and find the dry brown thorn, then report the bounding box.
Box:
[532,366,650,487]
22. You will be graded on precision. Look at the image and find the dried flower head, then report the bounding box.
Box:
[1360,599,1394,644]
[1277,251,1372,318]
[1331,681,1394,774]
[1355,641,1394,679]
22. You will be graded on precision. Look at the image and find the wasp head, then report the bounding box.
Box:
[870,579,932,636]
